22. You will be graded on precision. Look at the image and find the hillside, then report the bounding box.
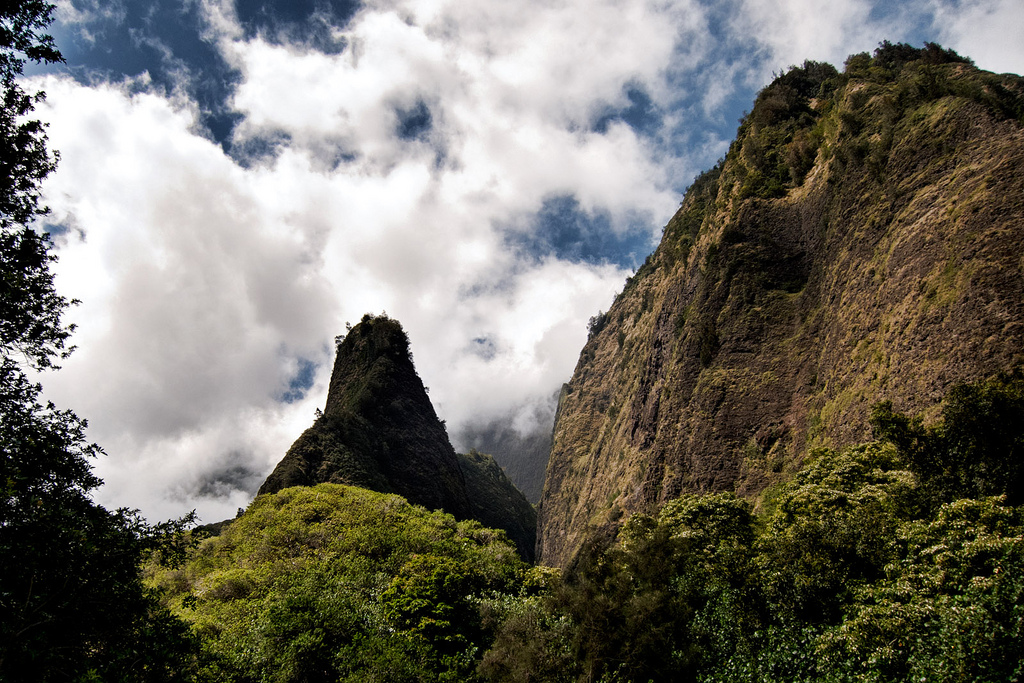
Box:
[260,314,537,559]
[538,43,1024,567]
[149,484,534,681]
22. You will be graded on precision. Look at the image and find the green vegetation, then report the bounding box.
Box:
[157,42,1021,682]
[709,41,1021,208]
[149,484,535,682]
[662,164,722,267]
[587,310,610,339]
[482,372,1024,682]
[456,450,538,562]
[722,59,840,201]
[5,20,1023,680]
[870,369,1024,508]
[134,372,1022,682]
[0,0,67,369]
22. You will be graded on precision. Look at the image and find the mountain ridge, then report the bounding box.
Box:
[537,44,1024,567]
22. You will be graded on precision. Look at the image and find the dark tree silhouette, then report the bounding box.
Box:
[0,3,199,679]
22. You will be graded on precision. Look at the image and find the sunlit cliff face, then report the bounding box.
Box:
[538,52,1024,566]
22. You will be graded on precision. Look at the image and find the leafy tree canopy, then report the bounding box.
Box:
[871,369,1024,507]
[482,373,1024,683]
[0,0,70,370]
[150,484,533,682]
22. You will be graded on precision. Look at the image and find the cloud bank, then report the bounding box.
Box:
[31,0,1024,523]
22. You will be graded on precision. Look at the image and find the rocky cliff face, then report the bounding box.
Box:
[260,315,537,559]
[538,45,1024,567]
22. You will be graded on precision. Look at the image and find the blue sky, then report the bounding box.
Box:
[28,0,1024,522]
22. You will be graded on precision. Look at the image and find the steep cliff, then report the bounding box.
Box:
[538,44,1024,567]
[260,315,536,559]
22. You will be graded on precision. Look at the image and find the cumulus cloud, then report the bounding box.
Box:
[31,0,1024,523]
[35,0,690,522]
[929,0,1024,75]
[734,0,883,69]
[37,77,338,520]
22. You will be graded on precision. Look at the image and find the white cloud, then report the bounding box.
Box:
[930,0,1024,75]
[38,78,339,520]
[35,0,691,523]
[733,0,892,79]
[32,0,1024,523]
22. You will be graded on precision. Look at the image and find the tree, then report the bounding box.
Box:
[0,0,70,370]
[754,444,917,625]
[148,484,530,682]
[818,497,1024,682]
[0,360,202,680]
[0,2,199,679]
[870,370,1024,508]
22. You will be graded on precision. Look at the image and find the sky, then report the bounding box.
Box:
[24,0,1024,524]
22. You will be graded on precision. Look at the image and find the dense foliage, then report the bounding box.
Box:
[150,484,537,682]
[165,373,1024,683]
[870,370,1024,508]
[0,0,71,370]
[481,372,1024,682]
[717,41,1021,203]
[0,361,201,681]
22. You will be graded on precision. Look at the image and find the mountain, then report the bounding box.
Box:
[457,398,557,504]
[259,314,537,559]
[537,44,1024,567]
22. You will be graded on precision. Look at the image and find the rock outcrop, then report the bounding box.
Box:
[260,315,537,559]
[538,45,1024,567]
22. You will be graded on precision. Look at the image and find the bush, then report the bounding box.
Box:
[870,370,1024,508]
[155,484,530,682]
